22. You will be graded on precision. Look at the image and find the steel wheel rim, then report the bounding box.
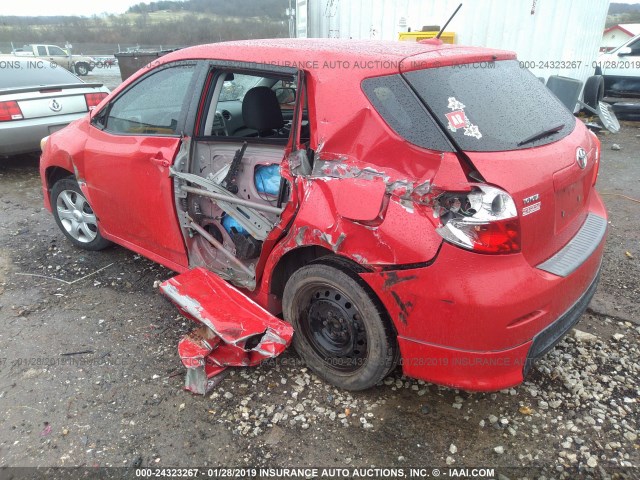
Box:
[56,189,98,243]
[299,284,368,373]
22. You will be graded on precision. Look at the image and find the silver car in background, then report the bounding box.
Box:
[0,57,109,156]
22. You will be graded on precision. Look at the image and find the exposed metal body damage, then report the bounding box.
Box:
[171,140,292,290]
[160,267,293,394]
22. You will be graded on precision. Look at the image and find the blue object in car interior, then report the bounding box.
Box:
[221,215,248,235]
[254,164,281,196]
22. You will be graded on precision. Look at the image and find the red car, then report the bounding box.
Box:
[39,39,607,392]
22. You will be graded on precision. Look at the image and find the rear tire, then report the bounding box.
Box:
[283,263,398,390]
[74,63,89,76]
[583,75,604,110]
[51,178,111,251]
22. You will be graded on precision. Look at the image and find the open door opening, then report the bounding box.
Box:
[171,67,308,290]
[163,67,308,393]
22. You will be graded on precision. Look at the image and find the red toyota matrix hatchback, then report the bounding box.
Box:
[40,39,607,392]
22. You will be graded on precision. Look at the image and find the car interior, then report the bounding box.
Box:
[202,72,306,139]
[173,69,310,288]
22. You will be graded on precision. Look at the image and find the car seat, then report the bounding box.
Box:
[242,86,285,137]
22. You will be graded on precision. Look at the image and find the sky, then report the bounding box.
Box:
[1,0,639,17]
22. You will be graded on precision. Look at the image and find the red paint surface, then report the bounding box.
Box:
[82,130,188,269]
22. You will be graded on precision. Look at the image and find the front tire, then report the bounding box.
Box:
[51,178,111,251]
[283,263,398,390]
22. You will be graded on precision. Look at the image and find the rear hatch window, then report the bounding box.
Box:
[402,60,576,152]
[362,75,454,152]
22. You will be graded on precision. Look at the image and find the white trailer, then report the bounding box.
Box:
[295,0,610,87]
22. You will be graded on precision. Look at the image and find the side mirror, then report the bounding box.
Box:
[618,46,633,56]
[90,104,109,129]
[275,87,296,105]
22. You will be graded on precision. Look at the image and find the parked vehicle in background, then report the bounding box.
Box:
[595,33,640,98]
[0,57,109,156]
[12,44,95,76]
[39,39,606,392]
[92,56,117,67]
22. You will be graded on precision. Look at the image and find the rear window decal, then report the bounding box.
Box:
[446,110,467,129]
[447,97,466,110]
[464,123,482,139]
[445,96,482,139]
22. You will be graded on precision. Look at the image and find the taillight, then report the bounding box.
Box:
[433,185,521,254]
[0,101,24,122]
[84,92,107,111]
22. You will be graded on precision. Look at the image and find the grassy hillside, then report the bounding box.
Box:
[0,0,289,50]
[126,0,287,19]
[607,2,640,27]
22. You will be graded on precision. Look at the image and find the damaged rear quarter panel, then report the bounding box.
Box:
[257,82,469,300]
[325,176,387,222]
[360,269,422,336]
[257,58,472,296]
[264,176,443,271]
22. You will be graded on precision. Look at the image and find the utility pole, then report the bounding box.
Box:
[65,42,73,73]
[286,0,296,38]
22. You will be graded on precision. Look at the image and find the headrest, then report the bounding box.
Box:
[242,86,284,134]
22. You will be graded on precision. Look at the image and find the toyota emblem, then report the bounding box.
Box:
[49,99,62,112]
[576,147,587,169]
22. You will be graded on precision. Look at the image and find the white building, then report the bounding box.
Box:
[601,23,640,52]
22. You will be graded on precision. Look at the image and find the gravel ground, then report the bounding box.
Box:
[0,121,638,478]
[88,66,123,91]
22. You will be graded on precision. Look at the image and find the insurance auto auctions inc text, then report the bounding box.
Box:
[211,467,497,478]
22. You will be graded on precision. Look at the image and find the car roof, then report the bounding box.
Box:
[160,38,514,78]
[182,38,436,62]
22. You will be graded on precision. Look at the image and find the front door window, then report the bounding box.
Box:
[104,64,196,135]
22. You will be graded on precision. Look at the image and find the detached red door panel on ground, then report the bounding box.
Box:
[160,267,294,394]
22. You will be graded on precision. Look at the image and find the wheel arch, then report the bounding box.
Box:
[269,245,334,299]
[45,166,74,191]
[583,75,605,110]
[269,246,399,340]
